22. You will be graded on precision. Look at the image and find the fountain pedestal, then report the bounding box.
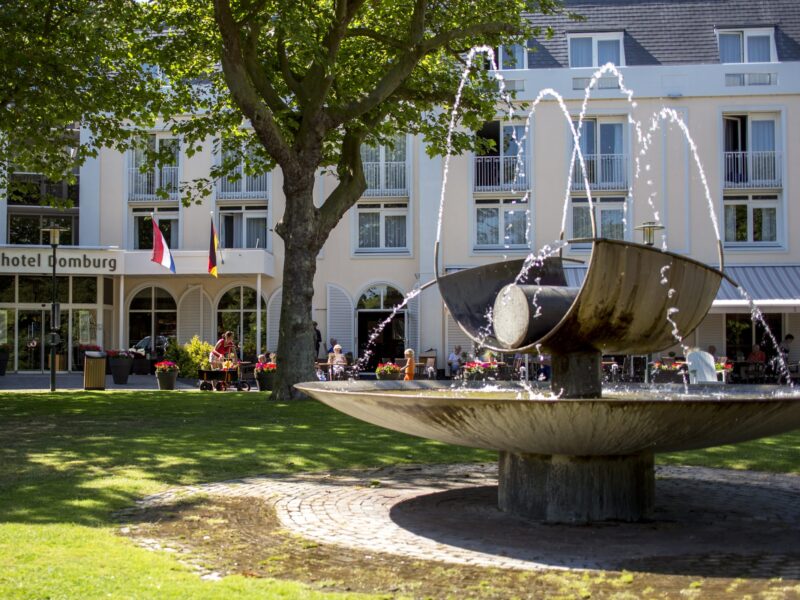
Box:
[498,451,655,523]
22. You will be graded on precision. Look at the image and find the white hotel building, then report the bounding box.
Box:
[1,0,799,374]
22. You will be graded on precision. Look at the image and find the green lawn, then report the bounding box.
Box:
[0,390,798,599]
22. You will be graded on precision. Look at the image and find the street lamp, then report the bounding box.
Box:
[634,221,665,246]
[42,224,67,392]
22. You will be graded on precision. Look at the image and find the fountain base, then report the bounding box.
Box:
[498,451,654,523]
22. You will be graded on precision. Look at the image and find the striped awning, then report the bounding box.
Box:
[563,265,800,308]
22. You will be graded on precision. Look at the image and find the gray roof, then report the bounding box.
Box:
[564,264,800,302]
[526,0,800,67]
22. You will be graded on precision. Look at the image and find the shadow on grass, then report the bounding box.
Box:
[0,391,493,526]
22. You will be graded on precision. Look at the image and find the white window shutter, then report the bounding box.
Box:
[177,287,211,345]
[266,288,282,353]
[446,311,474,358]
[326,284,354,355]
[406,292,419,353]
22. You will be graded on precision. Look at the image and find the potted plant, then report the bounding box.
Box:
[650,360,687,383]
[0,343,10,376]
[375,362,403,380]
[154,360,179,390]
[462,361,498,381]
[254,360,277,391]
[107,350,134,385]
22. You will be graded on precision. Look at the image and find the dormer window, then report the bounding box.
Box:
[568,33,624,68]
[718,28,775,63]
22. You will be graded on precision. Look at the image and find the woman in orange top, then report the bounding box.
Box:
[403,348,415,381]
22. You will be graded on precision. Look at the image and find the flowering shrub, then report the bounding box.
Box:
[715,361,734,371]
[651,360,684,372]
[462,361,498,378]
[106,349,133,358]
[375,362,402,376]
[255,361,277,373]
[154,360,179,373]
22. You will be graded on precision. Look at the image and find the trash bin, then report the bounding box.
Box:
[84,351,107,391]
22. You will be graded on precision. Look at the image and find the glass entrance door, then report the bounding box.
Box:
[17,309,68,372]
[18,310,44,371]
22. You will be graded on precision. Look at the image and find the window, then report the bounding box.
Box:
[572,118,626,191]
[718,29,774,63]
[724,194,779,246]
[355,201,408,252]
[218,205,269,249]
[571,197,626,241]
[131,207,179,250]
[218,141,270,199]
[474,122,529,192]
[360,137,407,196]
[128,286,176,356]
[723,114,780,188]
[216,286,266,360]
[8,212,77,245]
[475,198,529,249]
[568,33,624,68]
[128,134,180,201]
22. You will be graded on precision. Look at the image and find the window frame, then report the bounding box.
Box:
[217,204,270,250]
[353,199,410,254]
[567,32,625,68]
[723,193,781,247]
[217,140,271,200]
[717,28,776,64]
[359,135,409,197]
[130,206,180,250]
[569,196,628,245]
[127,133,181,202]
[473,197,530,251]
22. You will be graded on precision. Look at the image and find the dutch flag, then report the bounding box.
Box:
[151,215,176,274]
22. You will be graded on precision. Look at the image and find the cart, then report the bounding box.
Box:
[198,364,252,392]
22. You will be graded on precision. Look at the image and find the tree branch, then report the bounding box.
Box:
[241,22,290,116]
[213,0,296,168]
[317,127,367,237]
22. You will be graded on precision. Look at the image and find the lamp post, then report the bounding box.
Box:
[42,225,66,392]
[634,221,665,246]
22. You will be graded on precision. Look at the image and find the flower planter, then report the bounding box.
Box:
[109,356,133,385]
[156,370,179,390]
[256,371,275,391]
[651,370,686,384]
[376,372,402,380]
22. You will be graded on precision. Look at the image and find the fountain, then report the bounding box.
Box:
[297,237,800,523]
[296,57,800,524]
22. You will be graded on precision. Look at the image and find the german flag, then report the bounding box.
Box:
[208,217,219,277]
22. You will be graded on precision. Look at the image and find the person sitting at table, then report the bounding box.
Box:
[329,344,347,379]
[448,345,462,378]
[403,348,415,381]
[746,343,766,363]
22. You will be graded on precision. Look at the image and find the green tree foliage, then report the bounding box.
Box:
[0,0,166,188]
[165,336,213,379]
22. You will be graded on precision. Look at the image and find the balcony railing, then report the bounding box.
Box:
[128,166,180,201]
[363,161,408,197]
[723,151,782,189]
[474,156,530,192]
[218,167,271,199]
[571,154,628,191]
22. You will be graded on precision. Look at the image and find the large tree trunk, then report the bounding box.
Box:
[272,183,321,401]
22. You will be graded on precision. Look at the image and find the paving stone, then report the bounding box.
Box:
[134,463,800,579]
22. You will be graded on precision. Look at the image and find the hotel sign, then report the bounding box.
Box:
[0,247,121,274]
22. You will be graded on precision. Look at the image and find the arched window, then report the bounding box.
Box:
[216,285,266,360]
[128,286,176,356]
[356,284,406,370]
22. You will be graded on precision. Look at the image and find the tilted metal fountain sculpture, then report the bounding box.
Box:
[297,240,800,523]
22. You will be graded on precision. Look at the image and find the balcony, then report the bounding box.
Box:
[474,156,530,192]
[218,167,270,200]
[363,161,408,197]
[571,154,628,192]
[128,166,180,201]
[723,151,782,189]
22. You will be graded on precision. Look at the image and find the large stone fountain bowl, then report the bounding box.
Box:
[295,380,800,456]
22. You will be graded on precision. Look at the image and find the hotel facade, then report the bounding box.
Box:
[1,0,799,374]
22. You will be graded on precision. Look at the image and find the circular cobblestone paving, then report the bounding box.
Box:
[138,463,800,579]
